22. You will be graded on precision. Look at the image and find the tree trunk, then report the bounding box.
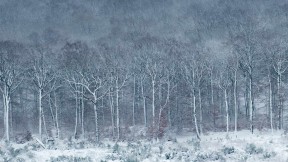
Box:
[93,93,99,142]
[109,89,115,139]
[74,89,78,139]
[116,76,120,140]
[49,94,56,131]
[234,70,238,132]
[81,87,85,138]
[211,71,215,127]
[101,98,105,128]
[249,73,253,133]
[158,81,170,136]
[152,79,156,128]
[225,88,229,133]
[198,89,203,134]
[3,86,10,141]
[132,75,136,126]
[269,71,273,132]
[141,78,147,127]
[42,108,48,137]
[54,91,60,138]
[277,71,282,130]
[38,88,42,140]
[245,79,249,118]
[193,94,200,140]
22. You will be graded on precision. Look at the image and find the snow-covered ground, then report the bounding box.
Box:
[1,129,288,162]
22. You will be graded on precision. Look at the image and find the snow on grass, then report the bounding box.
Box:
[33,148,110,162]
[1,129,288,161]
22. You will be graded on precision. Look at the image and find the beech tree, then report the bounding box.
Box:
[29,46,58,139]
[0,41,25,141]
[183,54,201,139]
[216,60,232,133]
[62,41,90,139]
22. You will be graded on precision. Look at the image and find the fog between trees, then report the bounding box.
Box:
[0,0,288,142]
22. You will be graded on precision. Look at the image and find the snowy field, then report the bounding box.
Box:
[1,129,288,162]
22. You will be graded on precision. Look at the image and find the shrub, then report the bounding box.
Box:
[222,146,235,155]
[49,155,92,162]
[195,152,224,161]
[187,139,201,151]
[245,143,263,155]
[104,155,118,161]
[8,147,22,158]
[263,151,276,159]
[124,156,138,162]
[113,143,120,153]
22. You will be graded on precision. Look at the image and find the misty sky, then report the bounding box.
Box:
[0,0,287,58]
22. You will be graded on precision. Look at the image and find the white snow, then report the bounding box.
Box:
[1,129,288,161]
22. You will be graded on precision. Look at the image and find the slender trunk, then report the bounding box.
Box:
[93,93,99,142]
[54,91,60,138]
[234,70,237,132]
[249,73,253,133]
[225,88,229,133]
[277,71,282,130]
[9,100,13,139]
[3,86,10,141]
[132,75,136,126]
[268,70,273,132]
[101,98,105,128]
[193,94,200,140]
[38,88,42,139]
[192,69,200,139]
[198,89,203,134]
[109,89,115,138]
[49,94,56,130]
[152,79,155,127]
[211,71,215,127]
[141,78,147,127]
[81,87,85,138]
[42,108,48,137]
[116,76,120,140]
[74,88,78,139]
[158,81,170,135]
[168,101,171,128]
[245,79,249,118]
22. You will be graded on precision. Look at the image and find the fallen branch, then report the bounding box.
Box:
[32,136,46,149]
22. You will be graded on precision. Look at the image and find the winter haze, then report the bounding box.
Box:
[0,0,288,161]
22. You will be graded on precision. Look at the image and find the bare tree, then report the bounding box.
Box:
[29,46,58,140]
[0,41,25,141]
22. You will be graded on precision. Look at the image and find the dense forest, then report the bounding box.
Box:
[0,0,288,143]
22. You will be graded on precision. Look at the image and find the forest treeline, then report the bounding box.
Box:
[0,0,288,142]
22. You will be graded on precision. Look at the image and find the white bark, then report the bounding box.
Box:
[269,71,273,133]
[81,86,85,138]
[74,89,78,138]
[210,70,215,126]
[249,70,253,133]
[198,89,203,134]
[38,89,42,139]
[141,78,147,127]
[109,89,115,138]
[3,86,10,141]
[132,75,136,126]
[158,80,170,136]
[116,76,120,140]
[48,94,57,137]
[224,88,229,133]
[193,94,200,140]
[152,79,156,127]
[53,91,60,138]
[234,70,238,132]
[193,70,200,139]
[93,93,99,142]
